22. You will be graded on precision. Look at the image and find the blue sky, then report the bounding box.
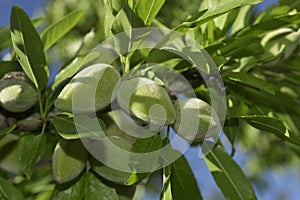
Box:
[0,0,47,26]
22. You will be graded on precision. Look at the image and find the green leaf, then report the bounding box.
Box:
[104,0,117,37]
[50,174,85,200]
[0,26,11,51]
[51,52,99,90]
[41,10,84,50]
[223,118,240,147]
[125,134,162,185]
[205,146,257,200]
[20,133,46,179]
[52,139,88,184]
[227,81,300,116]
[226,72,275,95]
[0,176,25,200]
[130,134,162,164]
[0,134,22,174]
[160,165,172,200]
[10,6,49,90]
[133,0,166,25]
[53,114,105,140]
[53,115,79,140]
[84,172,119,200]
[178,0,262,28]
[146,49,181,64]
[131,134,162,153]
[0,61,20,79]
[111,6,144,34]
[0,124,17,141]
[242,115,286,134]
[115,184,136,200]
[0,17,43,51]
[219,35,262,58]
[241,115,300,144]
[170,155,202,200]
[106,0,127,12]
[237,12,300,37]
[231,5,253,35]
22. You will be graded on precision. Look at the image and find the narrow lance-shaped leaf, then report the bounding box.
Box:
[0,26,11,51]
[133,0,166,26]
[170,155,202,200]
[241,115,300,145]
[227,81,300,116]
[237,12,300,36]
[226,72,275,95]
[160,165,172,200]
[10,6,49,90]
[41,10,84,50]
[177,0,262,28]
[20,133,46,179]
[0,124,17,141]
[231,5,253,35]
[205,146,257,200]
[84,172,119,200]
[0,17,43,51]
[0,177,25,200]
[111,6,144,34]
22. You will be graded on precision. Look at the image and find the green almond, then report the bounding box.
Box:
[117,77,176,125]
[52,139,88,183]
[0,73,37,112]
[172,98,221,145]
[55,64,120,113]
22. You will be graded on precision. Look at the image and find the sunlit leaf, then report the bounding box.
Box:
[205,146,257,200]
[10,6,49,90]
[237,12,300,36]
[170,155,202,200]
[133,0,166,25]
[178,0,262,28]
[41,10,84,50]
[0,17,43,51]
[231,5,253,35]
[160,165,172,200]
[226,72,275,95]
[241,115,300,145]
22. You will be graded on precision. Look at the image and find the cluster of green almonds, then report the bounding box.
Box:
[0,72,38,113]
[53,64,221,184]
[55,64,221,142]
